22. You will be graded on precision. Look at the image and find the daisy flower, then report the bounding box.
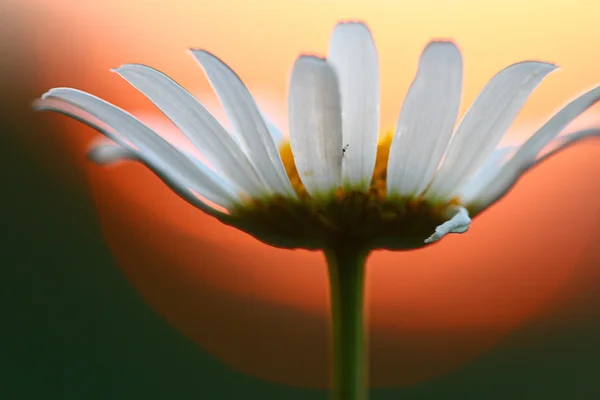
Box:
[34,21,600,400]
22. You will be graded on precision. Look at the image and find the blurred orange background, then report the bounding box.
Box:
[14,0,600,388]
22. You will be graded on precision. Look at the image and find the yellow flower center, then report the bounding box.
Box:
[279,132,394,200]
[230,132,462,249]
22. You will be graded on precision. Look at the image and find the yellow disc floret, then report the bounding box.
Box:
[230,132,462,249]
[278,131,394,200]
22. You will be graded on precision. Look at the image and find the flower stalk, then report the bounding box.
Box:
[325,245,369,400]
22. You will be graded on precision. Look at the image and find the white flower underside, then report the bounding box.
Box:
[34,22,600,247]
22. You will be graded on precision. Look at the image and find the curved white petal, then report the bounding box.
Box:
[468,86,600,209]
[327,22,380,189]
[87,139,138,165]
[466,128,600,208]
[425,61,558,201]
[113,64,269,197]
[263,117,286,145]
[387,41,463,197]
[538,128,600,162]
[424,206,471,244]
[34,92,238,209]
[35,99,233,216]
[85,140,228,209]
[288,56,343,197]
[190,50,296,198]
[458,145,518,202]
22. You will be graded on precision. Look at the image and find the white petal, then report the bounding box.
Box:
[425,61,558,200]
[288,56,343,197]
[85,139,231,214]
[35,100,232,216]
[87,139,138,165]
[458,145,518,202]
[327,22,380,189]
[511,86,600,161]
[468,86,600,209]
[190,50,296,198]
[424,206,471,244]
[387,41,463,197]
[263,117,286,145]
[112,64,269,197]
[537,128,600,162]
[34,92,238,209]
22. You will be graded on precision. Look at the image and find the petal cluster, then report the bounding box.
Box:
[34,21,600,249]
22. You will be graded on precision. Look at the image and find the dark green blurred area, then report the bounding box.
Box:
[2,9,600,400]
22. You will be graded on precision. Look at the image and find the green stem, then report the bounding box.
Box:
[324,245,369,400]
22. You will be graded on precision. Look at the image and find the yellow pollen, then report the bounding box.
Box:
[279,131,395,200]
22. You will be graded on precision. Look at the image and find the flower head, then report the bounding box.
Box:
[34,22,600,251]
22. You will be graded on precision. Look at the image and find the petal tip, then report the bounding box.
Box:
[31,98,44,110]
[422,40,462,59]
[40,87,79,99]
[424,206,471,244]
[39,88,64,101]
[111,63,152,76]
[425,39,460,52]
[331,21,375,47]
[334,20,371,31]
[39,89,58,100]
[424,234,439,244]
[296,54,327,64]
[188,48,213,60]
[508,60,560,73]
[535,61,560,72]
[189,49,228,71]
[87,142,135,165]
[111,63,135,73]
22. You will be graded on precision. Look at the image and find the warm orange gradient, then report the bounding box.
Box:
[23,0,600,388]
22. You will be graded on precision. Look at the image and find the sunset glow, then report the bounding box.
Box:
[24,0,600,388]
